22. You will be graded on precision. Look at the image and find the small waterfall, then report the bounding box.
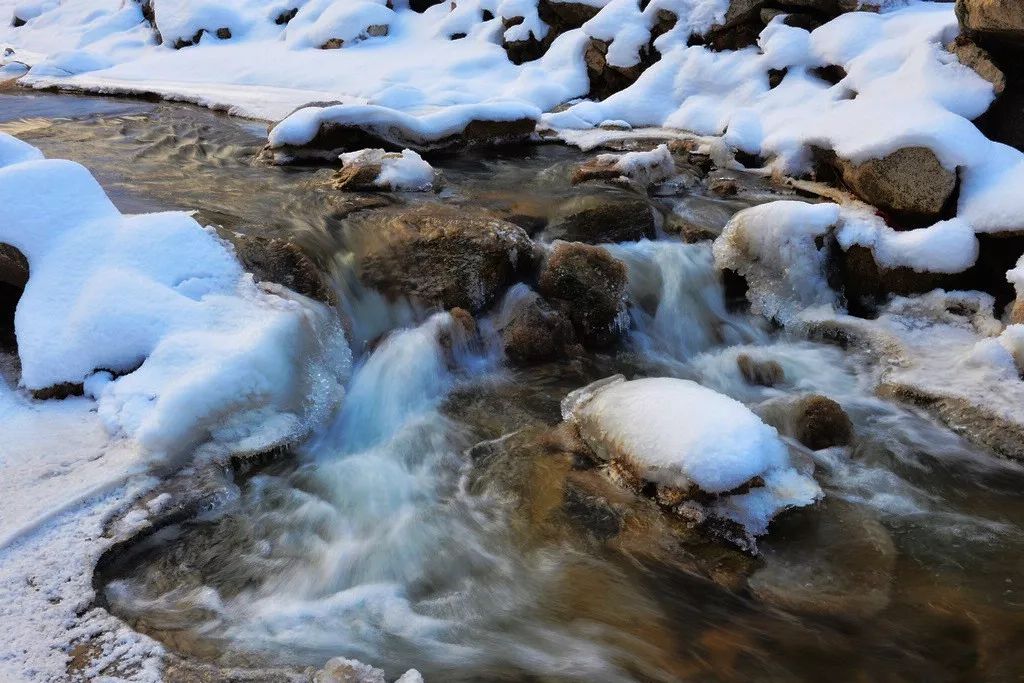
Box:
[606,240,765,363]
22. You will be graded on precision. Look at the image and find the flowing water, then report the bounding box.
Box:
[4,91,1024,681]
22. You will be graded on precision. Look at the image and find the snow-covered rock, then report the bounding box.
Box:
[561,375,822,536]
[333,148,435,191]
[570,143,675,186]
[0,133,350,462]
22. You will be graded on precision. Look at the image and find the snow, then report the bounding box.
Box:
[4,0,1023,269]
[285,0,394,49]
[595,143,675,186]
[0,134,354,679]
[269,101,541,149]
[562,375,822,534]
[0,138,350,461]
[835,208,979,274]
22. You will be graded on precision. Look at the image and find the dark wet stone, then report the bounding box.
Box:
[232,234,337,305]
[538,241,627,348]
[791,394,853,450]
[736,353,785,387]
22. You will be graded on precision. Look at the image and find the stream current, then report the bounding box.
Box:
[3,91,1024,682]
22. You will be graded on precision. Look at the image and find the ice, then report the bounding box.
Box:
[713,200,840,323]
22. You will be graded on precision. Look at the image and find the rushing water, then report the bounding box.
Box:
[5,91,1024,681]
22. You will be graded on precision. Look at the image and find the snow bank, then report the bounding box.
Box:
[5,0,1024,284]
[562,375,822,535]
[285,0,394,49]
[0,133,350,461]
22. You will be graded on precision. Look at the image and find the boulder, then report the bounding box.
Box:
[0,243,28,350]
[501,294,579,364]
[314,657,386,683]
[956,0,1024,49]
[330,148,435,192]
[355,205,534,313]
[538,241,627,348]
[836,147,957,225]
[232,235,337,306]
[544,194,656,244]
[736,353,784,387]
[561,375,823,545]
[790,394,853,450]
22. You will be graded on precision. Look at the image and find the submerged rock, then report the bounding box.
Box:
[538,241,627,348]
[544,194,656,244]
[736,353,785,387]
[748,499,896,619]
[836,147,957,225]
[355,204,534,313]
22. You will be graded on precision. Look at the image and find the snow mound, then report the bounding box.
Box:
[285,0,394,49]
[0,133,350,461]
[562,375,822,535]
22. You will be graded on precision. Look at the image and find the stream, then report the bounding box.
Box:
[4,91,1024,682]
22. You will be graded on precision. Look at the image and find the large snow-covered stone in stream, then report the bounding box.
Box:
[0,133,350,461]
[561,375,822,535]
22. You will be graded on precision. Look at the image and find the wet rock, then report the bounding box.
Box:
[274,7,298,24]
[736,353,784,387]
[501,294,579,365]
[232,234,337,305]
[748,499,896,619]
[545,194,656,244]
[214,27,231,40]
[836,147,957,225]
[355,204,533,313]
[790,394,853,450]
[0,243,28,289]
[538,241,627,348]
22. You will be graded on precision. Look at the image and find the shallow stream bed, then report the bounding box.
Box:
[4,91,1024,682]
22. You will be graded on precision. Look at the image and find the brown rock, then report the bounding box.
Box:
[355,204,533,313]
[949,35,1006,94]
[329,161,381,190]
[0,243,27,350]
[837,147,957,225]
[538,241,627,348]
[320,37,344,49]
[584,39,648,101]
[501,294,579,364]
[956,0,1024,47]
[232,235,337,305]
[791,394,853,450]
[545,194,656,244]
[736,353,784,387]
